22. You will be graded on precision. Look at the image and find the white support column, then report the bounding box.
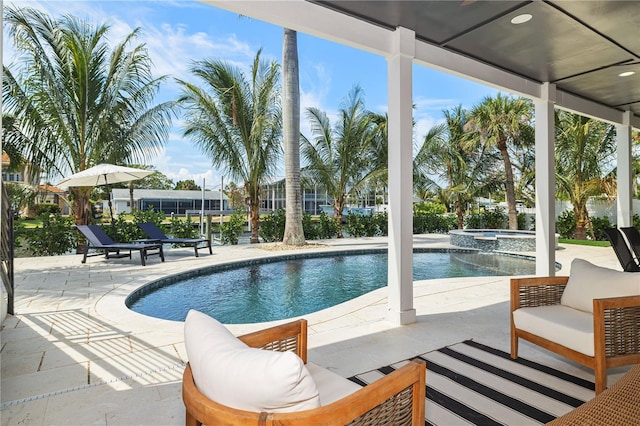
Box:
[534,83,556,276]
[386,27,416,325]
[616,111,633,227]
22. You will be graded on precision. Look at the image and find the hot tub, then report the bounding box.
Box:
[449,229,559,252]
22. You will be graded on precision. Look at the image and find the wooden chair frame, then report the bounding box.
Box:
[510,277,640,394]
[183,319,426,426]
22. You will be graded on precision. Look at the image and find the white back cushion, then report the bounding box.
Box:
[561,258,640,313]
[184,310,320,413]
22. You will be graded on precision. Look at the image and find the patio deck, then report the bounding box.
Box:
[0,235,629,425]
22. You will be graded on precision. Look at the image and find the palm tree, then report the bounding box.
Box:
[555,111,616,240]
[415,105,495,228]
[301,86,376,236]
[2,7,175,227]
[466,94,532,229]
[177,51,282,243]
[282,28,305,246]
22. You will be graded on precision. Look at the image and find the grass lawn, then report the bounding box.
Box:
[559,238,610,247]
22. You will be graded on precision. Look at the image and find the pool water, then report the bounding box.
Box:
[128,251,536,324]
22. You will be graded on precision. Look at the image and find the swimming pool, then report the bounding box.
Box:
[127,249,539,324]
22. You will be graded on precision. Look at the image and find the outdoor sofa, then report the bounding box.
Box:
[510,258,640,394]
[182,310,426,425]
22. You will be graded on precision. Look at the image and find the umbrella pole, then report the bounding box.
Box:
[106,174,117,241]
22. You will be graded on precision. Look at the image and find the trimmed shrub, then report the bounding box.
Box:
[33,203,60,216]
[374,211,388,236]
[556,210,576,239]
[220,209,246,245]
[16,212,76,256]
[344,213,379,237]
[317,212,339,239]
[413,212,454,234]
[259,208,286,242]
[587,216,613,241]
[302,212,320,240]
[464,208,508,229]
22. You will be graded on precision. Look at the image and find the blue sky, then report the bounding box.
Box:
[4,1,501,189]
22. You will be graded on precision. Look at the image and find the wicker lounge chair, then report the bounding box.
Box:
[603,227,640,272]
[510,258,640,394]
[77,225,164,266]
[183,316,426,426]
[138,222,211,257]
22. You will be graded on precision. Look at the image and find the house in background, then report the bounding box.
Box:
[261,175,387,215]
[36,184,70,215]
[1,152,34,184]
[109,188,229,216]
[2,152,65,217]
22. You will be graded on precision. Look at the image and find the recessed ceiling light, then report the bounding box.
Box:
[619,71,636,77]
[511,14,532,25]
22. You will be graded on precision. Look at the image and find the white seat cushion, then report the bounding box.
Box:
[513,305,594,356]
[561,258,640,313]
[184,310,320,413]
[305,362,361,406]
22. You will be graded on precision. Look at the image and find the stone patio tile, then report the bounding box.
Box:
[1,351,43,378]
[1,362,89,402]
[0,396,48,426]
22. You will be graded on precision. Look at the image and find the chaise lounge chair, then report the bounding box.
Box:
[603,227,640,272]
[77,225,164,266]
[619,226,640,262]
[138,222,212,257]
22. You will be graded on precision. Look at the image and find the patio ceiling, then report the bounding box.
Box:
[312,0,640,120]
[207,0,640,128]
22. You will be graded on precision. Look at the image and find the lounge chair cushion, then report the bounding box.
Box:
[512,304,594,356]
[184,310,320,413]
[560,258,640,313]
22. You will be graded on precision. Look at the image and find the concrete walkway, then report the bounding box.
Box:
[0,235,624,425]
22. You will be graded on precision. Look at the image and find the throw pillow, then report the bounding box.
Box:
[184,309,320,413]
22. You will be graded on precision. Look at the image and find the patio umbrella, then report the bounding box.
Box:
[56,164,153,224]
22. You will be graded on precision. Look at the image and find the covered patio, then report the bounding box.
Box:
[0,236,630,424]
[2,1,640,424]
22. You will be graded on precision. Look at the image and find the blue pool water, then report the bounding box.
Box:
[127,250,536,324]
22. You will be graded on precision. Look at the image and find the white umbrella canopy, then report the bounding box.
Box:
[56,164,153,188]
[56,164,154,227]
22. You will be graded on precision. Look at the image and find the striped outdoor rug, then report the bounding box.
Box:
[347,340,595,426]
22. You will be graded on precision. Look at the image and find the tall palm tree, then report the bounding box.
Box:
[177,51,282,243]
[466,94,532,229]
[415,105,495,228]
[282,28,305,246]
[301,86,376,236]
[2,7,175,227]
[555,111,616,240]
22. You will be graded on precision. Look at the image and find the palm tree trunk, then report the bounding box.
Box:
[71,187,92,253]
[574,203,589,240]
[499,143,518,230]
[129,182,135,212]
[250,198,261,243]
[282,28,305,246]
[334,202,344,238]
[456,201,465,229]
